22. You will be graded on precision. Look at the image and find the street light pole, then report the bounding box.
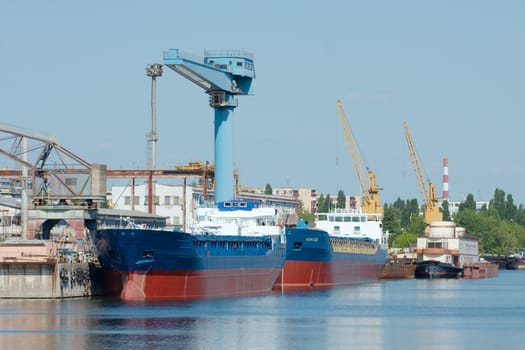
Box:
[146,63,163,171]
[146,63,163,214]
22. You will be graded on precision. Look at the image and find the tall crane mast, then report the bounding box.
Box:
[403,122,442,229]
[336,100,383,218]
[163,49,255,203]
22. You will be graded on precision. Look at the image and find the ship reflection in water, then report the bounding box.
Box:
[0,271,523,349]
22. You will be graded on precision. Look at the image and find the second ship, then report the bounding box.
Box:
[274,209,389,290]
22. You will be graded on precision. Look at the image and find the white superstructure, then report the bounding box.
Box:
[416,221,479,267]
[314,209,388,245]
[191,201,294,237]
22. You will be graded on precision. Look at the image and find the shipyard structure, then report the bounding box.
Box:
[0,124,174,298]
[0,123,314,298]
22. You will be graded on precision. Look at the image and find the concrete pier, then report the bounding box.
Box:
[0,261,103,298]
[0,239,103,298]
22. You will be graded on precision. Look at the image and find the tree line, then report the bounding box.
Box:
[384,188,525,255]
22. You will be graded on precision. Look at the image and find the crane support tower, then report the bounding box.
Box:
[163,49,255,203]
[336,100,383,218]
[403,122,442,230]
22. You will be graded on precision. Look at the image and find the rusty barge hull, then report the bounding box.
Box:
[462,262,499,279]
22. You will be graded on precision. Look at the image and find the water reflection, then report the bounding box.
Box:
[0,273,523,349]
[0,299,85,349]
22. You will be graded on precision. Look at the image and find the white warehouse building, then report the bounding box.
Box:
[110,183,196,228]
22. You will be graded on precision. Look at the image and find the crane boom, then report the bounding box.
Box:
[403,122,442,228]
[337,100,383,218]
[403,122,429,203]
[337,100,368,196]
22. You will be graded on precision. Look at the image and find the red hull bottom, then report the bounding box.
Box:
[273,260,385,290]
[104,268,283,301]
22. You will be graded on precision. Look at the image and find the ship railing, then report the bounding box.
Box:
[317,208,363,215]
[316,208,383,220]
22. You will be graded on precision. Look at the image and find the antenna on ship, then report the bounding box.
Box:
[163,49,255,203]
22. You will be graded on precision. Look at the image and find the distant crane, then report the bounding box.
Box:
[403,122,442,230]
[163,49,255,203]
[336,100,383,218]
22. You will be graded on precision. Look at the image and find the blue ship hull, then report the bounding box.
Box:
[92,228,286,300]
[274,227,388,289]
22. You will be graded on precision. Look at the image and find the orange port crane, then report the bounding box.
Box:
[336,100,383,218]
[403,122,443,229]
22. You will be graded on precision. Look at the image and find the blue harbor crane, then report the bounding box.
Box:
[163,49,255,203]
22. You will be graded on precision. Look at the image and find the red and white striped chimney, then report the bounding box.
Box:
[442,158,449,201]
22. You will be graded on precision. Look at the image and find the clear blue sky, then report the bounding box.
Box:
[1,1,524,205]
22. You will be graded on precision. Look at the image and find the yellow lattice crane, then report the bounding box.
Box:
[403,122,442,231]
[336,100,383,219]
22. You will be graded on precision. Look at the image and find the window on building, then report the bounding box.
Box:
[428,242,443,249]
[124,196,130,205]
[174,196,180,205]
[164,196,171,205]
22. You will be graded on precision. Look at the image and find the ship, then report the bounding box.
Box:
[92,200,287,301]
[274,209,388,290]
[415,221,498,279]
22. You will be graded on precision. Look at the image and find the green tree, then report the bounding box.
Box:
[515,205,525,227]
[336,190,346,209]
[317,194,328,213]
[383,204,401,235]
[405,214,426,236]
[297,200,315,223]
[459,193,476,212]
[264,184,273,195]
[390,213,424,248]
[383,204,402,246]
[441,200,451,221]
[402,199,419,229]
[392,231,418,249]
[490,188,506,218]
[324,194,333,213]
[504,193,517,221]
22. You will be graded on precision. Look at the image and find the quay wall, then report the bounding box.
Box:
[0,262,104,298]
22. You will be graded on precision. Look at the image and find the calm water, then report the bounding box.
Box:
[1,270,524,350]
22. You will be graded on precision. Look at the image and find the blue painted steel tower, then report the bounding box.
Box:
[163,49,255,203]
